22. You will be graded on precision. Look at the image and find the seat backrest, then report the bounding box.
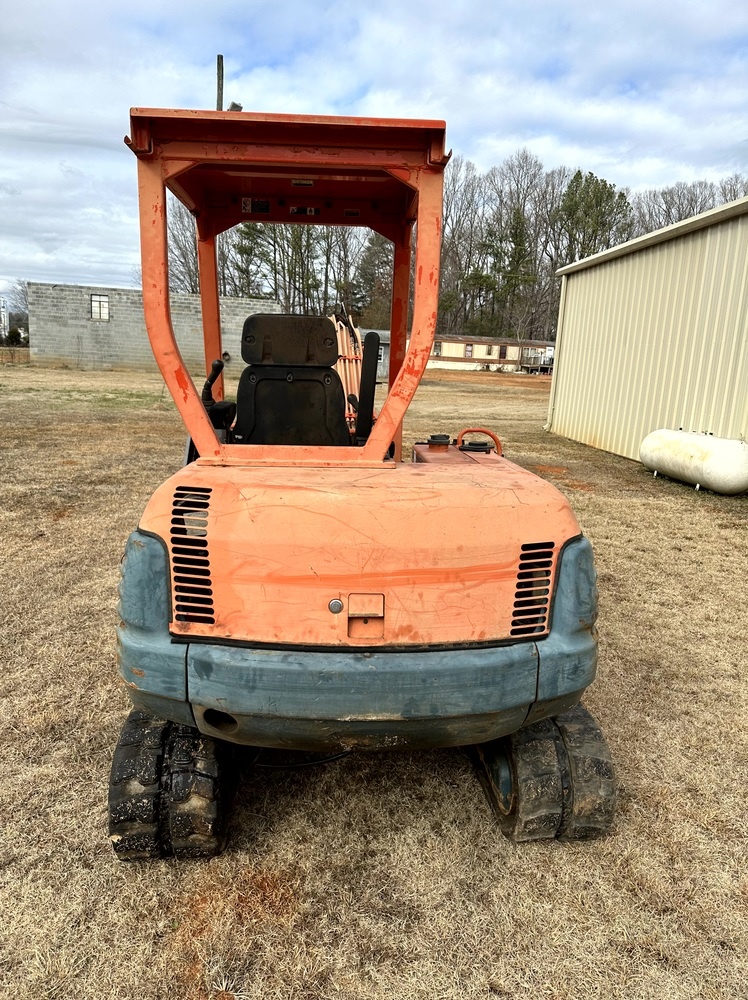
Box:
[233,314,351,446]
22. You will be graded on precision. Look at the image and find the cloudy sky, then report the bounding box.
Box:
[1,0,747,299]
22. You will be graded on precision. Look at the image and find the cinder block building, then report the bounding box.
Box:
[28,283,280,373]
[28,282,556,383]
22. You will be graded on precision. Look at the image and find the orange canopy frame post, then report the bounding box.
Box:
[126,109,449,467]
[388,224,412,462]
[196,233,224,401]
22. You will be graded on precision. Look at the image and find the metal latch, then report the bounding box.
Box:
[347,593,385,639]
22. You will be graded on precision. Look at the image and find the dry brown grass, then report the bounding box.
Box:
[1,363,746,1000]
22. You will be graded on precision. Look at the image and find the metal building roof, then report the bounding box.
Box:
[557,195,748,276]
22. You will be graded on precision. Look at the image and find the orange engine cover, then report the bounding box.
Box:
[139,457,580,648]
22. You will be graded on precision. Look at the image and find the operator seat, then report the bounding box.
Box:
[233,314,351,446]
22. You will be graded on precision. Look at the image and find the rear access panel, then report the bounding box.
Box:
[140,460,580,649]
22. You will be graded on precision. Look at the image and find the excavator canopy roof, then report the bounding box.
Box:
[127,108,448,239]
[126,108,449,467]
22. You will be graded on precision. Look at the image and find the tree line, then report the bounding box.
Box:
[433,155,748,341]
[168,152,748,343]
[16,154,748,347]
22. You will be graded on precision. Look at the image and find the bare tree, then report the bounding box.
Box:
[484,150,549,339]
[325,226,367,313]
[167,196,200,293]
[6,278,29,337]
[631,180,718,234]
[718,174,748,204]
[234,222,368,315]
[439,156,489,335]
[8,279,28,314]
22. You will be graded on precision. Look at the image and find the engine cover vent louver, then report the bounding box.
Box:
[511,541,555,637]
[170,486,215,624]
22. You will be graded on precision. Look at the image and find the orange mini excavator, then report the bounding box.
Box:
[109,108,615,859]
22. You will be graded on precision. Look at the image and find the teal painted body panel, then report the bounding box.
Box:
[116,531,188,706]
[187,641,539,718]
[537,535,598,701]
[117,531,598,750]
[187,641,538,750]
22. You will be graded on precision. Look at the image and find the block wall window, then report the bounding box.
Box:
[433,341,442,356]
[486,344,494,356]
[465,343,473,358]
[91,294,109,321]
[499,345,507,360]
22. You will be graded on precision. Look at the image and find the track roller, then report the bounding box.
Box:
[108,710,236,861]
[470,703,616,842]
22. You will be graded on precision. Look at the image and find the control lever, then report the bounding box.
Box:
[201,359,224,407]
[355,331,379,444]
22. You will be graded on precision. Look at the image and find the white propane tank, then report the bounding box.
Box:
[640,429,748,495]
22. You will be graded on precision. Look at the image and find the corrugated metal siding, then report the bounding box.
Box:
[549,214,748,460]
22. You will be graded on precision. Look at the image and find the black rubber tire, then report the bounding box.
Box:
[553,703,616,840]
[108,711,236,861]
[471,703,616,842]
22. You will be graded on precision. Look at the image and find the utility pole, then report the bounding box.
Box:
[216,54,224,112]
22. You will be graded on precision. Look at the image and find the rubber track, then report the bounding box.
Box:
[472,703,616,842]
[499,719,565,841]
[164,725,234,858]
[108,711,169,860]
[553,704,616,840]
[108,711,235,861]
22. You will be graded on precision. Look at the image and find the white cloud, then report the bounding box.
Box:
[1,0,747,295]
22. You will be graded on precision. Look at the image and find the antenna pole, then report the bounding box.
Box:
[216,54,224,111]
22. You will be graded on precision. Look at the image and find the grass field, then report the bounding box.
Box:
[1,364,746,1000]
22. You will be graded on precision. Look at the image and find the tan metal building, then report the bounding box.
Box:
[547,197,748,460]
